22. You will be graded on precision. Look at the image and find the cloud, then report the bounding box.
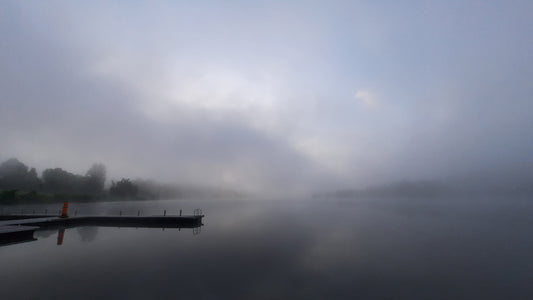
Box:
[354,89,379,109]
[1,1,533,194]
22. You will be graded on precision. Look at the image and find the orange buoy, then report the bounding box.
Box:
[60,202,69,218]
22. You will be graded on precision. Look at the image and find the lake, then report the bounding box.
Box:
[1,197,533,299]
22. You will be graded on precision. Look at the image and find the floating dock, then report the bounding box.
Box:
[0,225,39,246]
[0,202,204,246]
[0,215,204,229]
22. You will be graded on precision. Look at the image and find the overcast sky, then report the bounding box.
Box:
[1,1,532,194]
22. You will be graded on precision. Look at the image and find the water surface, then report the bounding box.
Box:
[1,197,532,299]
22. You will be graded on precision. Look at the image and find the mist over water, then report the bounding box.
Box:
[2,197,533,300]
[1,2,533,299]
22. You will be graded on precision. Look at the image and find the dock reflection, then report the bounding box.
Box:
[0,224,202,247]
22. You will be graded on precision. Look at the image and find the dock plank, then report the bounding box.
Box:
[0,217,60,227]
[0,215,203,229]
[0,225,40,234]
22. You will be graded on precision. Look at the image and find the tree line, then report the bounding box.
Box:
[0,158,139,202]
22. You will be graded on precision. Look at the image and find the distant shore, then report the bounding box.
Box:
[0,189,154,205]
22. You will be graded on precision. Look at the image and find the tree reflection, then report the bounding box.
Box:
[77,226,99,242]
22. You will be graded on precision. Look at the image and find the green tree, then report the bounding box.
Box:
[0,189,18,201]
[42,168,84,194]
[0,158,41,191]
[25,168,41,190]
[85,163,106,194]
[109,178,138,198]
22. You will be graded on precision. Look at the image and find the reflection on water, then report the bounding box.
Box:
[1,197,533,299]
[77,227,99,242]
[34,229,57,238]
[2,221,199,247]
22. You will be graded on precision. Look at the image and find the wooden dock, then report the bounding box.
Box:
[0,225,39,246]
[0,205,204,246]
[0,214,204,229]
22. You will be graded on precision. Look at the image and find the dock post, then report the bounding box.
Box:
[120,211,122,216]
[164,210,166,216]
[137,210,140,216]
[45,209,47,215]
[180,209,182,216]
[75,209,78,216]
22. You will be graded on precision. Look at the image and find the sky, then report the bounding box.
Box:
[1,1,532,195]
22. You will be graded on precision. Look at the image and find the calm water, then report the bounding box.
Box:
[1,197,533,299]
